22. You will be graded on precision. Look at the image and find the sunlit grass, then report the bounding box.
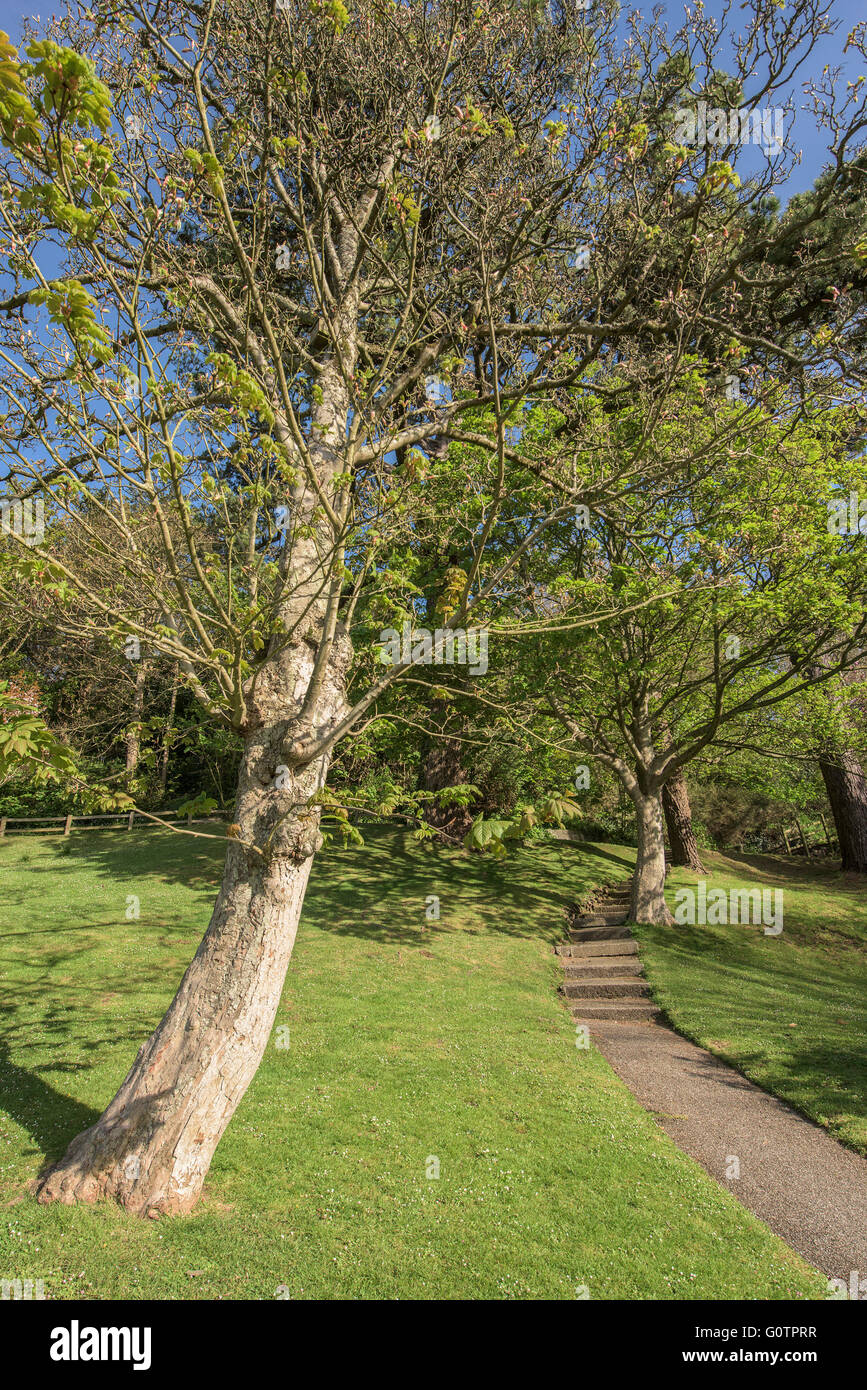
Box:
[0,827,827,1299]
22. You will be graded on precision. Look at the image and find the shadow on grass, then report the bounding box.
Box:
[304,834,635,944]
[0,1040,100,1165]
[723,848,851,887]
[680,1036,867,1141]
[6,825,635,947]
[637,918,867,1141]
[0,830,636,1168]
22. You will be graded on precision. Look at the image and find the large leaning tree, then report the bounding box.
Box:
[0,0,863,1214]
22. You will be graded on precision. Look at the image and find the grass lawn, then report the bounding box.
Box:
[0,826,831,1300]
[635,849,867,1156]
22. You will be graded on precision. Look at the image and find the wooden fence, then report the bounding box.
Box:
[0,808,841,857]
[0,810,229,837]
[769,813,837,858]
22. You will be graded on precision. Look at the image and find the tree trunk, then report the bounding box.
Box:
[124,659,148,775]
[156,663,179,801]
[819,749,867,872]
[421,732,472,838]
[36,635,350,1216]
[662,768,707,873]
[631,790,674,924]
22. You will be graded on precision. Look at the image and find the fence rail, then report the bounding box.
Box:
[0,808,842,857]
[753,820,837,858]
[0,810,229,837]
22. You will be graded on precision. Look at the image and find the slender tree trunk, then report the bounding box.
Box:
[36,635,350,1216]
[819,749,867,873]
[662,769,707,873]
[124,659,149,775]
[156,663,179,801]
[630,790,673,924]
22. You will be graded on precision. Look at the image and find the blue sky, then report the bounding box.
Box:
[656,0,864,200]
[0,0,863,204]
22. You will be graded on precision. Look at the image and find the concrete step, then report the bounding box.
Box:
[573,909,629,927]
[562,957,638,978]
[570,999,661,1022]
[561,977,650,1000]
[569,924,633,943]
[556,938,639,959]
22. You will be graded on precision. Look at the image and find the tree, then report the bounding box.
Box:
[662,768,707,874]
[819,748,867,871]
[812,663,867,872]
[526,394,867,921]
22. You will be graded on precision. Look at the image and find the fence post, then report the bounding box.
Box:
[794,817,811,858]
[127,810,135,830]
[63,814,72,837]
[819,812,833,852]
[0,817,5,838]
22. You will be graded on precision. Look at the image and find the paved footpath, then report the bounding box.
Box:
[591,1017,867,1283]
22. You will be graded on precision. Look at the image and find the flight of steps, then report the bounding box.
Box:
[556,880,660,1023]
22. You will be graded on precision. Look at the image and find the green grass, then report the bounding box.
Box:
[0,827,829,1300]
[634,849,867,1157]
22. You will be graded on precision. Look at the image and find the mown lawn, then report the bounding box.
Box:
[635,849,867,1156]
[0,827,829,1300]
